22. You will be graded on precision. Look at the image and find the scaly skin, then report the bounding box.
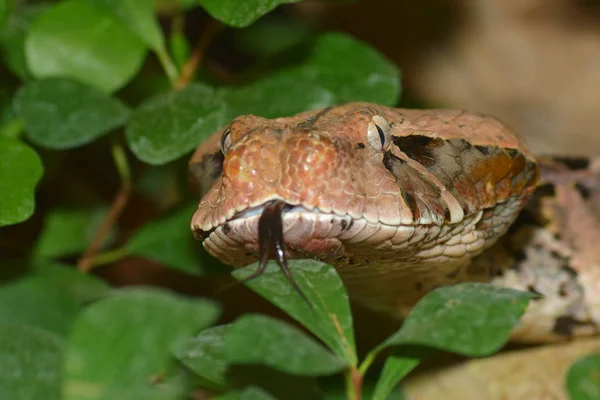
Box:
[190,103,548,337]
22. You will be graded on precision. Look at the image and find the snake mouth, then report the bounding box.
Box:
[213,199,310,303]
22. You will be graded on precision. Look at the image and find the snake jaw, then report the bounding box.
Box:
[237,199,311,305]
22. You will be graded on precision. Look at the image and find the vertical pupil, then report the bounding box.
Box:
[375,125,385,146]
[220,130,230,152]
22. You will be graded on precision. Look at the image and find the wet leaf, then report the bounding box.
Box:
[126,83,226,165]
[15,78,130,149]
[25,0,146,92]
[63,288,220,400]
[0,136,43,226]
[232,260,357,366]
[225,315,348,376]
[0,324,64,400]
[567,353,600,400]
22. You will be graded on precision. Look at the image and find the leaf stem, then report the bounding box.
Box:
[345,367,363,400]
[174,20,222,90]
[358,350,378,376]
[89,247,128,268]
[156,47,180,87]
[77,141,132,272]
[0,118,24,140]
[111,140,131,189]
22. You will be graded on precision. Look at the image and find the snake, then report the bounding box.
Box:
[189,102,598,342]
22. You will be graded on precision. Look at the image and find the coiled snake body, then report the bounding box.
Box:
[190,103,598,342]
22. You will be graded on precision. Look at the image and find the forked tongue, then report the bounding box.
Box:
[240,199,311,307]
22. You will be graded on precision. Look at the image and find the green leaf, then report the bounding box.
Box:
[220,74,334,120]
[15,78,130,149]
[371,349,432,400]
[215,387,277,400]
[225,314,348,376]
[63,288,220,400]
[0,87,20,139]
[196,0,301,28]
[169,31,190,71]
[0,324,64,400]
[0,260,110,336]
[232,260,357,366]
[370,283,533,400]
[87,0,165,51]
[33,207,112,259]
[567,353,600,400]
[0,0,9,31]
[126,203,206,275]
[126,83,226,165]
[380,283,533,355]
[289,33,400,106]
[174,324,231,388]
[25,0,147,92]
[0,3,48,79]
[235,18,313,57]
[220,32,400,119]
[0,137,43,226]
[226,366,323,400]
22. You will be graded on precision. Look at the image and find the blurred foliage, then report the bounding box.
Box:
[0,0,592,399]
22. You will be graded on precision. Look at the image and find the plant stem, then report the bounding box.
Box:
[77,141,132,272]
[345,367,363,400]
[111,140,131,190]
[89,247,128,268]
[174,20,222,90]
[0,118,24,140]
[156,47,179,87]
[358,350,378,376]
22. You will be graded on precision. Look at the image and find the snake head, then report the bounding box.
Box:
[189,103,539,280]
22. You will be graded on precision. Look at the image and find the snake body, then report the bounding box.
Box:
[190,103,543,332]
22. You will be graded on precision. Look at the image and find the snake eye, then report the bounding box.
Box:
[367,115,392,151]
[220,128,232,153]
